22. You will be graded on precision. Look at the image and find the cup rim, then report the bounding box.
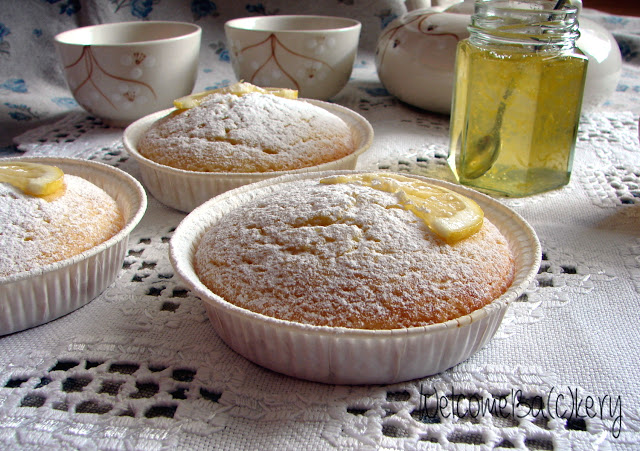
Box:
[54,20,202,46]
[225,15,361,33]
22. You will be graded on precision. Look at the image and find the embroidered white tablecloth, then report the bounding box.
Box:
[1,1,640,450]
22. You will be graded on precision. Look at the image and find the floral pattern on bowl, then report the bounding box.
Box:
[228,33,336,92]
[225,15,361,100]
[62,46,158,115]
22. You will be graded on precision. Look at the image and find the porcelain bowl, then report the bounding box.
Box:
[225,15,361,100]
[54,21,201,126]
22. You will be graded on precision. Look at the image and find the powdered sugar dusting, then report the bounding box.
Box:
[195,179,515,330]
[0,175,124,277]
[138,92,355,172]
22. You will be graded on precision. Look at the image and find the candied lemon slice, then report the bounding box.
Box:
[0,162,65,197]
[321,172,484,244]
[174,81,298,109]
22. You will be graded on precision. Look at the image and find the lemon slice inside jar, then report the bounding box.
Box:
[174,81,298,109]
[0,162,65,197]
[321,173,484,244]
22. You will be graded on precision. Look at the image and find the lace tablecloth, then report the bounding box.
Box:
[3,6,640,450]
[2,57,639,450]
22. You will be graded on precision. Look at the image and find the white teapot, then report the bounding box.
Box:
[375,0,622,114]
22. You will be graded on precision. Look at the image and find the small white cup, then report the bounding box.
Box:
[225,15,361,100]
[54,21,201,126]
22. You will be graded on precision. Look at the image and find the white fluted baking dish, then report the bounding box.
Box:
[170,171,540,384]
[122,100,374,213]
[0,157,147,335]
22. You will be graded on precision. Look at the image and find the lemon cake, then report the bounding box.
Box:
[0,172,124,277]
[194,173,515,330]
[137,91,355,173]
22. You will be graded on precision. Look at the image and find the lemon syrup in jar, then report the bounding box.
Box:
[448,0,587,196]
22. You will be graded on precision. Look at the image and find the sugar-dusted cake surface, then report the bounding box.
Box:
[0,175,124,277]
[138,92,355,173]
[194,178,516,330]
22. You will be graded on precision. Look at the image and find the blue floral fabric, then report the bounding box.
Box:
[0,0,639,152]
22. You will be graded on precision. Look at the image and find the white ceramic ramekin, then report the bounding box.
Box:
[0,157,147,335]
[170,170,541,385]
[122,99,374,213]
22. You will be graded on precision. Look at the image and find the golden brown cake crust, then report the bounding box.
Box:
[194,178,516,330]
[0,175,124,278]
[138,92,355,173]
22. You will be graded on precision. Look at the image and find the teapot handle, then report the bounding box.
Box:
[569,0,582,15]
[405,0,431,11]
[405,1,477,13]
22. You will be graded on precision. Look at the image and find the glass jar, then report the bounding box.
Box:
[448,0,588,197]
